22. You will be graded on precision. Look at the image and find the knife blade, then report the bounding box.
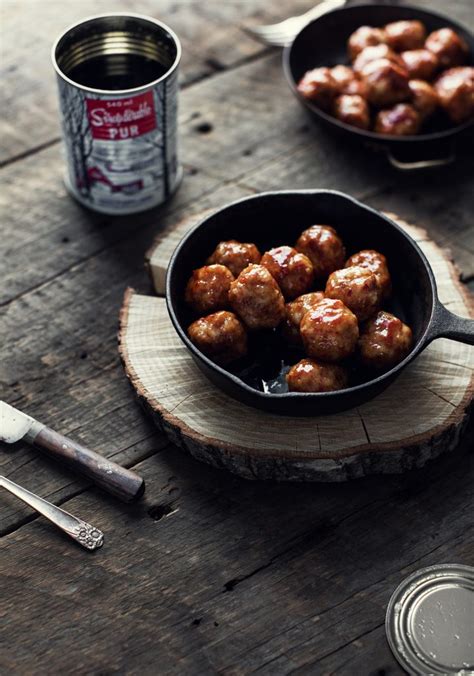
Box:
[0,401,145,502]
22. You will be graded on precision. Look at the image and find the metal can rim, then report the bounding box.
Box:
[385,563,474,676]
[51,12,182,96]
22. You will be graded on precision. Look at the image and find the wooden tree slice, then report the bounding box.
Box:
[121,213,474,481]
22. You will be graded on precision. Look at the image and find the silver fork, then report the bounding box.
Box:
[247,0,347,47]
[1,475,104,550]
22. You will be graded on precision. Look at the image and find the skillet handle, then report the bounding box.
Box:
[386,147,455,171]
[427,301,474,345]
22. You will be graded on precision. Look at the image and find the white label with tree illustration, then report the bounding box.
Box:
[57,73,180,215]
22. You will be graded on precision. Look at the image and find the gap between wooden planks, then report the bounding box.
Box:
[118,210,473,481]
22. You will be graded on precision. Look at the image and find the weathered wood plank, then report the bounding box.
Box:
[4,49,473,309]
[1,424,472,674]
[1,50,473,525]
[0,179,251,533]
[0,51,392,306]
[0,0,319,163]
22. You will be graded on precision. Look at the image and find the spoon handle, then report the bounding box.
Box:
[0,475,104,550]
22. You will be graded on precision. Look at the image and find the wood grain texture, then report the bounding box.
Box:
[122,216,473,480]
[1,0,474,672]
[1,431,473,674]
[0,0,319,164]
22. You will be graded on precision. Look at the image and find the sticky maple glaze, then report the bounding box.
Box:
[282,291,325,344]
[260,245,314,299]
[287,359,348,392]
[185,264,234,314]
[300,298,359,362]
[207,240,261,277]
[187,311,247,365]
[229,264,285,330]
[295,225,346,280]
[358,310,413,369]
[325,265,383,321]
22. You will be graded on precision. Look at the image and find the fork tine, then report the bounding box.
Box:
[248,25,300,46]
[248,18,305,41]
[246,0,347,46]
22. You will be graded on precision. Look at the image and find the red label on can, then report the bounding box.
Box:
[86,92,156,141]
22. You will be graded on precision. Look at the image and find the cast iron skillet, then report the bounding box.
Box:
[167,191,473,416]
[283,4,474,170]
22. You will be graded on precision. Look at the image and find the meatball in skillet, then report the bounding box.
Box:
[333,94,371,130]
[358,310,412,369]
[287,359,348,393]
[185,264,234,314]
[297,67,339,110]
[281,292,325,345]
[400,48,439,80]
[345,250,391,299]
[374,103,421,135]
[300,298,359,362]
[408,80,439,120]
[325,265,383,321]
[295,225,346,280]
[353,44,404,75]
[360,57,411,107]
[188,311,247,365]
[425,28,469,69]
[260,246,314,300]
[435,66,474,123]
[207,240,261,277]
[348,26,387,60]
[384,20,426,52]
[229,264,285,330]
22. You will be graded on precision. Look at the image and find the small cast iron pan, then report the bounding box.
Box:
[166,191,473,416]
[283,4,474,170]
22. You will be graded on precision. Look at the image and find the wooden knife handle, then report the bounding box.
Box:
[30,426,145,503]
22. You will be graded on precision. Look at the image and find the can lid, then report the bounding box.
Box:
[386,564,474,675]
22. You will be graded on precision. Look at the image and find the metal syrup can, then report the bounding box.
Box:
[52,13,182,215]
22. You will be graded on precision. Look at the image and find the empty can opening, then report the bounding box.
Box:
[53,14,180,92]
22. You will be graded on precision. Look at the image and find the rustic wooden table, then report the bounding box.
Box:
[1,1,473,674]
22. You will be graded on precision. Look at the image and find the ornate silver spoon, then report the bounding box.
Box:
[1,475,104,550]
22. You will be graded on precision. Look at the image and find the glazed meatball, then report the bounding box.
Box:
[286,359,348,393]
[295,225,346,280]
[409,80,439,120]
[358,310,412,369]
[425,28,469,69]
[260,246,314,300]
[207,240,261,277]
[345,250,391,299]
[325,265,383,321]
[300,298,359,362]
[331,65,359,94]
[435,67,474,123]
[297,67,339,110]
[281,291,325,345]
[400,49,439,80]
[229,264,285,330]
[348,26,387,61]
[185,264,234,314]
[361,58,411,107]
[333,94,371,130]
[353,44,404,75]
[187,311,247,365]
[344,77,369,98]
[384,20,426,52]
[374,103,421,135]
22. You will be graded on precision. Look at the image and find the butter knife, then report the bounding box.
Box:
[0,401,145,502]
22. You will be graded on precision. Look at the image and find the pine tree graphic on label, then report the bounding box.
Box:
[58,80,94,198]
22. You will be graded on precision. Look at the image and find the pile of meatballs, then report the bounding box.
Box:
[184,226,413,394]
[297,20,474,135]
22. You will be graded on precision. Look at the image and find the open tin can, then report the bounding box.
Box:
[52,13,182,215]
